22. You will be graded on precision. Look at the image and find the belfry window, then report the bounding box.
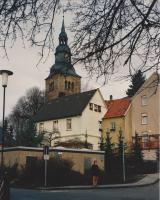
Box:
[65,81,67,90]
[49,81,54,91]
[71,82,74,90]
[68,82,71,89]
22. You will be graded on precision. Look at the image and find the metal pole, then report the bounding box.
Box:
[1,86,6,176]
[122,136,126,183]
[44,159,47,187]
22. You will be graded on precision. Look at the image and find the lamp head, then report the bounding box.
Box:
[0,70,13,87]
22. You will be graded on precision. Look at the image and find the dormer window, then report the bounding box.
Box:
[98,105,101,112]
[89,103,93,110]
[94,104,98,112]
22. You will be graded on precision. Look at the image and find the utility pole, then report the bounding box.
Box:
[43,145,49,187]
[0,70,13,177]
[119,128,126,183]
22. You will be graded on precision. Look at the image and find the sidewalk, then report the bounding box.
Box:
[38,173,159,190]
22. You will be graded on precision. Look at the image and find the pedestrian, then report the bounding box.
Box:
[91,160,99,186]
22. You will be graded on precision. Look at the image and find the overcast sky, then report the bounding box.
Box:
[0,13,154,119]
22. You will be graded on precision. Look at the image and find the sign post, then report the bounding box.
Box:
[43,145,49,187]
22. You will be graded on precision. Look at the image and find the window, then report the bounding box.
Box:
[89,103,93,110]
[141,95,147,106]
[65,81,72,90]
[39,123,44,133]
[110,122,116,131]
[142,132,149,142]
[49,81,54,91]
[71,82,74,90]
[65,81,67,90]
[99,121,102,131]
[68,82,71,90]
[90,103,101,112]
[141,113,148,125]
[53,120,58,131]
[142,132,149,148]
[66,119,72,130]
[98,105,101,112]
[94,104,98,112]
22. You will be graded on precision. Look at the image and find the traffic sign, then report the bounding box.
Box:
[43,145,49,155]
[44,154,49,160]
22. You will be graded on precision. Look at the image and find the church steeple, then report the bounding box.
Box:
[59,16,68,45]
[45,16,81,101]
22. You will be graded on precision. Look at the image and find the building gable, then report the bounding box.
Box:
[103,97,131,119]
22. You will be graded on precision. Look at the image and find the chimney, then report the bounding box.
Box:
[110,95,113,100]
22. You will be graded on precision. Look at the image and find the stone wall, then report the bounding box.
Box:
[1,147,104,174]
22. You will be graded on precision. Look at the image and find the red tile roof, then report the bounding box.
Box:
[103,97,131,119]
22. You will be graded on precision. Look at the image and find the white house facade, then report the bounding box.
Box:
[35,89,107,150]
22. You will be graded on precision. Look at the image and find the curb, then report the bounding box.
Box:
[37,178,159,191]
[11,174,159,191]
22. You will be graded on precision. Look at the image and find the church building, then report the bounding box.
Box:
[34,17,107,150]
[45,16,81,101]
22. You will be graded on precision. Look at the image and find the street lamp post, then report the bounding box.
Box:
[119,128,126,183]
[0,70,13,176]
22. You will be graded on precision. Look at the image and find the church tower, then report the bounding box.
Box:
[45,17,81,101]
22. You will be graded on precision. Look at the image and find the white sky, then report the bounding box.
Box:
[0,13,154,119]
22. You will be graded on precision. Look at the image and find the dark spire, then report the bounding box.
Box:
[61,15,65,33]
[59,15,68,45]
[47,15,81,79]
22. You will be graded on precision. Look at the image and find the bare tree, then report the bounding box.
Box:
[0,0,60,62]
[70,0,160,80]
[42,129,60,146]
[0,0,159,79]
[9,87,45,133]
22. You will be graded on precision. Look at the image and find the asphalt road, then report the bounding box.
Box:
[11,182,159,200]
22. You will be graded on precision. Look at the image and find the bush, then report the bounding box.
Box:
[0,163,19,182]
[16,158,87,187]
[142,161,158,174]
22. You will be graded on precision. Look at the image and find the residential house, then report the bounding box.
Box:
[34,89,107,150]
[102,96,132,148]
[131,72,160,159]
